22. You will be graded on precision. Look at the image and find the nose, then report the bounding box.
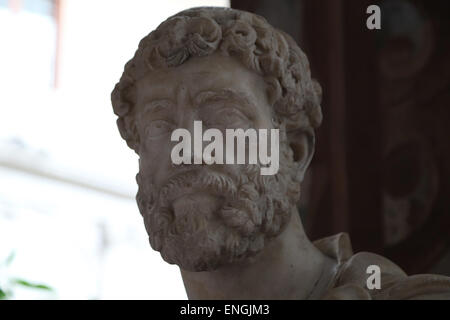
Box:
[173,86,214,166]
[184,119,210,165]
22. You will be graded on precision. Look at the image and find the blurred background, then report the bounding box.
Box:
[0,0,228,300]
[0,0,449,300]
[232,0,450,277]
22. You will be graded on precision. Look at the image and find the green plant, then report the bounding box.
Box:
[0,251,53,300]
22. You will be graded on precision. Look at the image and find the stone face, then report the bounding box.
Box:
[111,7,450,299]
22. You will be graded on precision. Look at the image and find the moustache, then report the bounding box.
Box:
[159,168,239,207]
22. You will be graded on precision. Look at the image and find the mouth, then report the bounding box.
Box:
[172,192,223,211]
[172,191,223,204]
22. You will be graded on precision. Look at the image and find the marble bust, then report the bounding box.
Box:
[111,7,450,299]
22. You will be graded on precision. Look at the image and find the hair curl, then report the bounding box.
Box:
[111,7,322,152]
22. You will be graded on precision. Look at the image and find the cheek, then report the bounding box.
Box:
[138,138,174,186]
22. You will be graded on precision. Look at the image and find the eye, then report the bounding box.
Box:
[210,108,250,128]
[144,119,174,139]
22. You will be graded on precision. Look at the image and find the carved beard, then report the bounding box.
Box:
[136,143,300,272]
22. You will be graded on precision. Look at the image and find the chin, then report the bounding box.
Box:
[159,226,229,271]
[156,214,267,272]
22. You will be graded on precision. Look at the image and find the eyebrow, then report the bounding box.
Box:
[142,99,174,115]
[194,89,258,116]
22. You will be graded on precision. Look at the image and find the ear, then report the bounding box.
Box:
[287,129,315,182]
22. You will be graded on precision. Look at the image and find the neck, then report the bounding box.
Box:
[180,209,336,299]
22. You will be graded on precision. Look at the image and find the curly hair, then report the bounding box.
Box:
[111,7,322,152]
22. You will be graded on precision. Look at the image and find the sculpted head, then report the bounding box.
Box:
[111,7,322,271]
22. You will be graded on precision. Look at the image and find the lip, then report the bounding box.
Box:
[172,191,220,203]
[170,186,225,204]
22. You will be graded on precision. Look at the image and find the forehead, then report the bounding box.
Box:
[134,53,269,111]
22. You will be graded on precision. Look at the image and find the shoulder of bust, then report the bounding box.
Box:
[315,233,450,300]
